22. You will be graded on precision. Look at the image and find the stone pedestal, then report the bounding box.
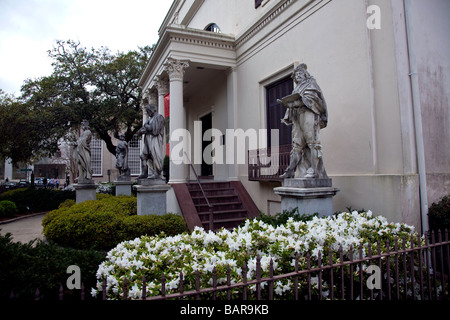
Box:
[134,179,170,216]
[74,182,97,204]
[274,179,339,217]
[115,180,133,196]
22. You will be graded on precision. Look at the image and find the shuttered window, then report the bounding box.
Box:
[266,76,293,148]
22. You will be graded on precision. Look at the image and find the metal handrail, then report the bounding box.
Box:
[184,152,214,231]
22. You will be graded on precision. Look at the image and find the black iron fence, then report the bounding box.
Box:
[11,230,449,301]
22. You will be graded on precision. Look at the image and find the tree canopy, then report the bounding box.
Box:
[0,40,153,165]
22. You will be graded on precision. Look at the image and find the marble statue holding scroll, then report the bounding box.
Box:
[279,63,328,180]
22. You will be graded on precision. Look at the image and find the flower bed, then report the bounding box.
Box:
[92,211,421,300]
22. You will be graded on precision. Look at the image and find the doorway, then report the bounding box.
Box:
[200,112,213,177]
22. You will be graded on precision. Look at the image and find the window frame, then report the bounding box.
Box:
[128,135,142,176]
[90,137,103,177]
[265,76,294,148]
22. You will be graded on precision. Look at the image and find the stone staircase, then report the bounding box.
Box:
[173,181,259,231]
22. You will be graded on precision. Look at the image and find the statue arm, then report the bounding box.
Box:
[281,109,293,126]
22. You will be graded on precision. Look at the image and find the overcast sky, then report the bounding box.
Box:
[0,0,173,96]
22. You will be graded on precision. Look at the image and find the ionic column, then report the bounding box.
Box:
[164,58,189,184]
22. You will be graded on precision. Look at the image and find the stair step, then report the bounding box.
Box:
[189,188,236,197]
[192,194,239,202]
[195,201,242,207]
[202,216,247,224]
[198,209,248,222]
[201,217,247,231]
[195,202,243,211]
[181,181,257,231]
[198,208,248,216]
[187,182,232,190]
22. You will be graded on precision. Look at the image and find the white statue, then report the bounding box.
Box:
[74,120,93,183]
[138,101,165,180]
[279,64,328,179]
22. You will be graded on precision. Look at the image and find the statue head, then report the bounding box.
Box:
[144,102,157,117]
[292,63,310,84]
[81,120,90,130]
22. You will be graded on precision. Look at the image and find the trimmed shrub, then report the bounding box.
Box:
[123,214,189,240]
[57,199,76,209]
[0,188,75,213]
[0,200,18,218]
[0,233,105,300]
[42,195,188,251]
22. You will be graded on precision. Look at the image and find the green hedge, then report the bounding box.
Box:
[42,195,188,251]
[0,188,75,213]
[0,200,18,218]
[0,233,106,300]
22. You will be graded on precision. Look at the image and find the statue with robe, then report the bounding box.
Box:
[115,134,130,179]
[279,63,329,179]
[74,120,93,183]
[138,101,165,180]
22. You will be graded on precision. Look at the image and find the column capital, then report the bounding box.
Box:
[164,58,189,81]
[143,88,158,105]
[155,76,170,96]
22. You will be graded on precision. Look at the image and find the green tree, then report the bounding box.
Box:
[0,89,67,164]
[18,40,153,159]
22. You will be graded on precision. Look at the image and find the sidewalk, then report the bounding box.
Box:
[0,213,46,243]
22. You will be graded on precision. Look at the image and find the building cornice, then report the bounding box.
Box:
[139,0,319,88]
[235,0,298,48]
[138,24,236,88]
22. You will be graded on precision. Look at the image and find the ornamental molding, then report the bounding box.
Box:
[143,88,158,105]
[166,25,236,51]
[164,58,190,81]
[235,0,296,48]
[155,76,170,95]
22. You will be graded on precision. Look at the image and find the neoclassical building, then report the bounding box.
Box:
[138,0,450,233]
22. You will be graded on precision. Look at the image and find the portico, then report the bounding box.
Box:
[139,25,237,184]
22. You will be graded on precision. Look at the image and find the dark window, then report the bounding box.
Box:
[255,0,263,9]
[205,23,221,33]
[266,76,293,148]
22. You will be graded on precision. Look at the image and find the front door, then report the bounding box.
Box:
[200,113,213,177]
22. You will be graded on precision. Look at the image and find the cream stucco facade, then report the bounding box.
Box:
[138,0,450,233]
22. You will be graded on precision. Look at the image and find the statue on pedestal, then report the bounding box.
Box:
[279,63,328,179]
[138,101,165,180]
[74,120,93,183]
[115,134,130,180]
